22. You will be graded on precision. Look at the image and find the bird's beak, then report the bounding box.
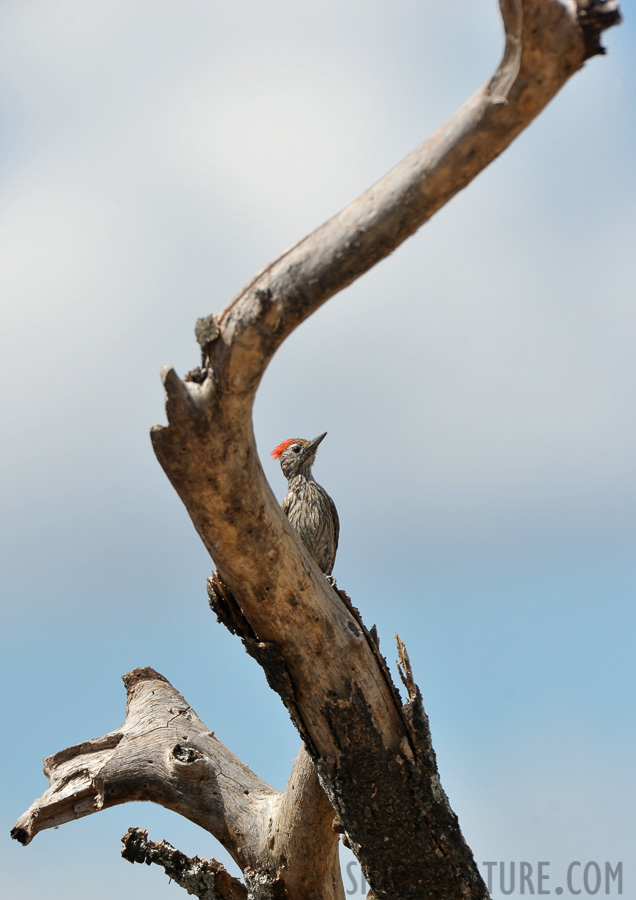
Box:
[307,432,327,453]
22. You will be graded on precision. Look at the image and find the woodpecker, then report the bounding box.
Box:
[271,432,339,576]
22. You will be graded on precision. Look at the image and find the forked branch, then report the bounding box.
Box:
[13,3,620,899]
[148,2,619,898]
[12,668,343,900]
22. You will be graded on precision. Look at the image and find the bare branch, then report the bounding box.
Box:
[267,745,345,900]
[11,668,274,861]
[122,828,247,900]
[14,3,620,900]
[183,0,610,399]
[148,3,620,898]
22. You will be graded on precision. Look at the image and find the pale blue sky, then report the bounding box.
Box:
[2,2,634,898]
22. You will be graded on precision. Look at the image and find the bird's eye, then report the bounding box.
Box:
[291,445,300,453]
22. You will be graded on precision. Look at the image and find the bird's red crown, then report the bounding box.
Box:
[271,438,296,459]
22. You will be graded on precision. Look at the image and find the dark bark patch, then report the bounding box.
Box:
[576,0,621,58]
[318,683,489,900]
[122,827,247,900]
[208,573,257,641]
[242,637,317,758]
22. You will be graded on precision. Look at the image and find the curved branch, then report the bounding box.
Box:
[189,0,610,398]
[149,3,619,898]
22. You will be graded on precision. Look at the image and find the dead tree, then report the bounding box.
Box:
[12,2,620,898]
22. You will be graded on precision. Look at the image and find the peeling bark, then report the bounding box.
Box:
[122,828,248,900]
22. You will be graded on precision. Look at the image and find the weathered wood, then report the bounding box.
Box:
[12,668,343,900]
[12,3,620,898]
[148,3,619,898]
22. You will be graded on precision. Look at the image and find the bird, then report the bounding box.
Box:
[271,432,339,577]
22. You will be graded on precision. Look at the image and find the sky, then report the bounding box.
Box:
[1,2,634,898]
